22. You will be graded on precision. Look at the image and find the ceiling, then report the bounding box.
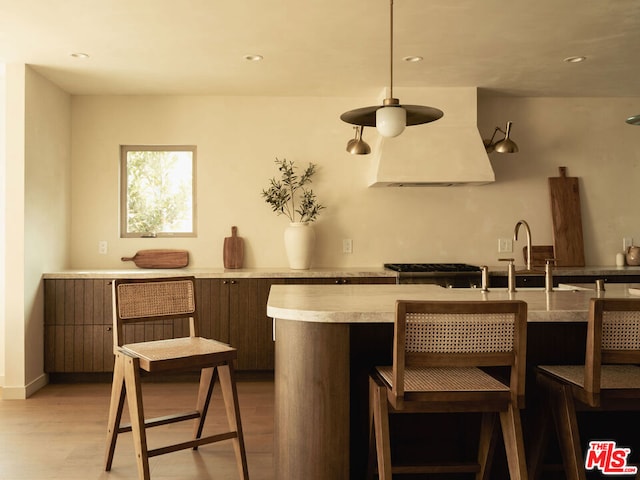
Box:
[1,0,640,98]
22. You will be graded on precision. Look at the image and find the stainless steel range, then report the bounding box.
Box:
[384,263,482,288]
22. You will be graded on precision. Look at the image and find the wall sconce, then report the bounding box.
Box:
[483,121,519,153]
[626,115,640,125]
[346,126,371,155]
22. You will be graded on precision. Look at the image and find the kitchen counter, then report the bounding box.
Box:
[487,265,640,277]
[41,266,396,279]
[42,264,640,280]
[267,282,640,479]
[267,282,639,324]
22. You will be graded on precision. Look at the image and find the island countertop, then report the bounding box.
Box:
[266,283,640,324]
[267,282,640,479]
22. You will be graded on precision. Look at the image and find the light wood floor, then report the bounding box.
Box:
[0,377,275,480]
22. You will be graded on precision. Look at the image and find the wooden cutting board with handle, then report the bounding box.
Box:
[549,166,585,267]
[223,226,244,269]
[121,249,189,268]
[524,245,555,268]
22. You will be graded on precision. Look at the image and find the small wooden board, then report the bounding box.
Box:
[549,166,585,267]
[223,226,244,269]
[121,249,189,269]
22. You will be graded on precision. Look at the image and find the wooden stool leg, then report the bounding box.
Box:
[123,354,151,480]
[218,363,250,480]
[370,376,392,480]
[193,366,217,446]
[366,380,378,480]
[526,401,552,480]
[477,412,498,480]
[552,384,586,480]
[499,404,528,480]
[105,353,126,471]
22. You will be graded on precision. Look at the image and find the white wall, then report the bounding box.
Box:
[23,67,71,391]
[70,93,640,270]
[479,96,640,266]
[3,64,26,398]
[3,81,639,397]
[0,64,6,386]
[2,65,70,399]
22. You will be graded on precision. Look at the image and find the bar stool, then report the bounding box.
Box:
[367,299,529,480]
[529,297,640,480]
[104,276,249,480]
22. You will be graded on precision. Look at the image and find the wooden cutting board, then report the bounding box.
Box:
[524,245,555,268]
[121,249,189,268]
[549,166,585,267]
[223,226,244,269]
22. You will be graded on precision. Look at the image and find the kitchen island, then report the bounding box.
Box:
[266,283,640,480]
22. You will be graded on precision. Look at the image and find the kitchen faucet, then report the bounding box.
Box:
[514,220,532,271]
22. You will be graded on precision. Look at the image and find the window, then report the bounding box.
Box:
[120,145,196,237]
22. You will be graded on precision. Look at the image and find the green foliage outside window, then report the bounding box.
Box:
[121,146,196,237]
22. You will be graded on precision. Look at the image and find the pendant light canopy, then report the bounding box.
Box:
[340,0,443,140]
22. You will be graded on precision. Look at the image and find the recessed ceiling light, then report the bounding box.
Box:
[244,54,263,61]
[403,56,423,63]
[563,56,586,63]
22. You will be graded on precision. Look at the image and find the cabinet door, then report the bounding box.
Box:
[44,279,114,373]
[196,278,231,343]
[228,278,285,371]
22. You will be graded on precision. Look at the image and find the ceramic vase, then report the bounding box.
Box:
[284,222,316,269]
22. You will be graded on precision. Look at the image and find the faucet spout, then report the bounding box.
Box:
[514,220,532,271]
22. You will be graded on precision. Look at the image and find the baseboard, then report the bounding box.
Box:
[1,373,49,399]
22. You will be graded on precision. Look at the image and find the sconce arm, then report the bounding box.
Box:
[484,126,506,148]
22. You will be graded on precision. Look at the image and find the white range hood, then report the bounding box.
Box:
[365,87,496,187]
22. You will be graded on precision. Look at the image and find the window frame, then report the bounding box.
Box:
[120,145,197,238]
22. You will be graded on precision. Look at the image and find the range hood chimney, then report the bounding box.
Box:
[366,87,496,187]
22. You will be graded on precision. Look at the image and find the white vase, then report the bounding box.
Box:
[284,222,316,269]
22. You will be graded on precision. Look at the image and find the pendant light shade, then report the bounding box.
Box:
[376,103,406,137]
[340,0,443,141]
[626,114,640,125]
[346,126,371,155]
[484,121,519,153]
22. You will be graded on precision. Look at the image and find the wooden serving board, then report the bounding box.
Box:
[223,226,244,269]
[549,166,585,267]
[121,249,189,268]
[524,245,555,268]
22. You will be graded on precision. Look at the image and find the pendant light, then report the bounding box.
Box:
[483,121,519,153]
[346,126,371,155]
[340,0,443,139]
[626,115,640,125]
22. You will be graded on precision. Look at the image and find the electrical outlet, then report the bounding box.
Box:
[498,238,513,253]
[624,237,634,250]
[98,240,108,255]
[342,239,353,254]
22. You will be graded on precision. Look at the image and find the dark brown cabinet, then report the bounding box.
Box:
[286,276,396,285]
[197,278,285,371]
[44,279,114,373]
[46,275,386,374]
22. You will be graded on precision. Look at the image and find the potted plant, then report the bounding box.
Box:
[262,158,325,269]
